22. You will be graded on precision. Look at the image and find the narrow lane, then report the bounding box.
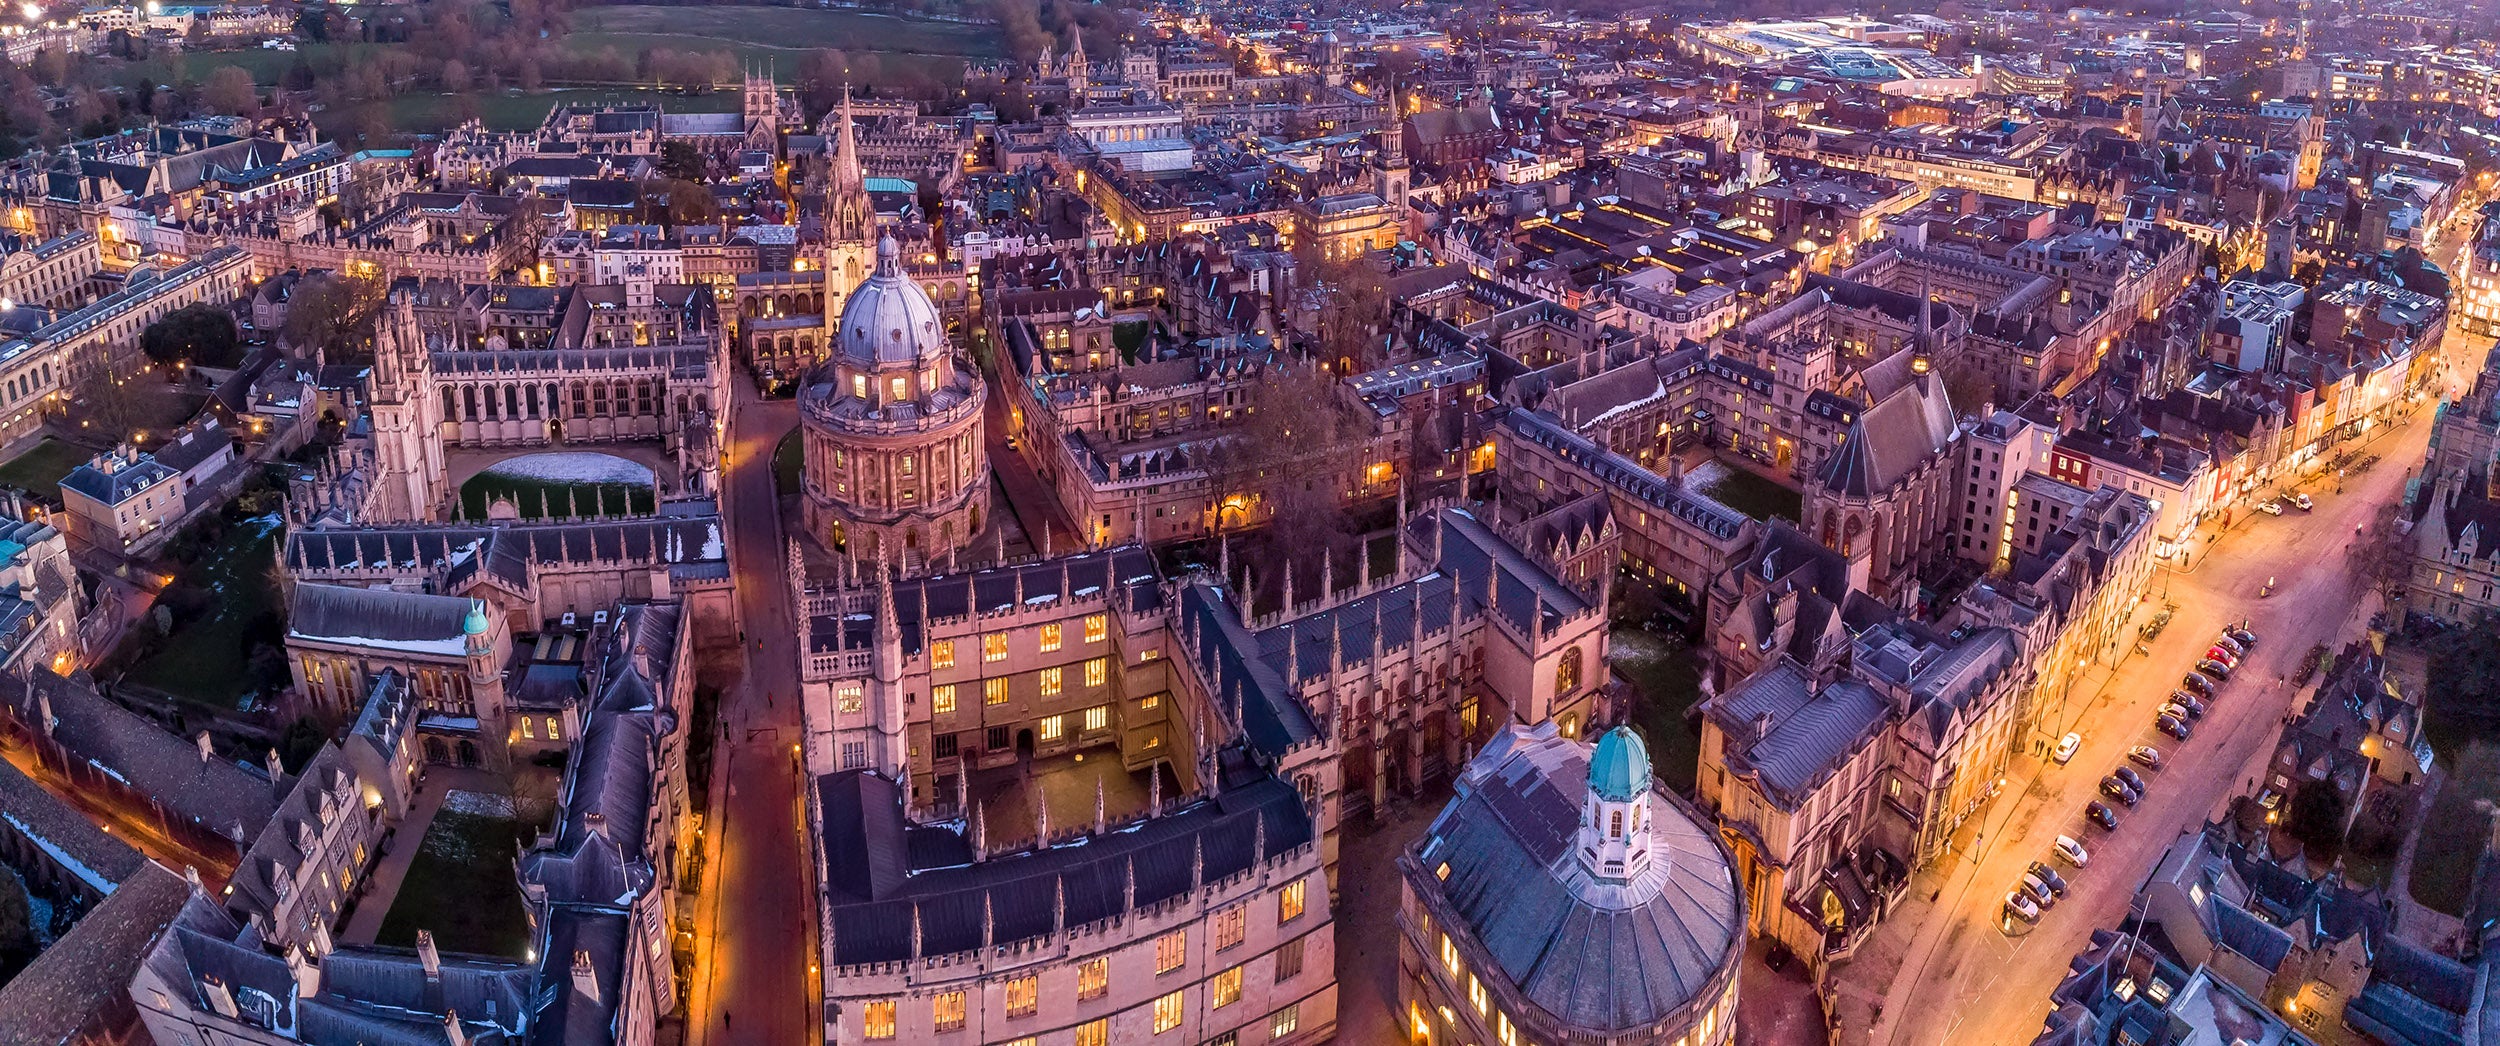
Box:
[687,377,813,1045]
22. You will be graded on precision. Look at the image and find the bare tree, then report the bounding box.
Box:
[1206,365,1376,604]
[1293,242,1395,374]
[282,272,387,358]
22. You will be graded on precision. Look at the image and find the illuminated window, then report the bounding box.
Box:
[985,678,1008,705]
[1075,1019,1109,1046]
[1005,974,1039,1017]
[1156,929,1187,974]
[1139,647,1161,662]
[1085,613,1107,643]
[1085,656,1108,687]
[1469,974,1489,1016]
[932,640,955,669]
[1270,1004,1300,1039]
[1084,705,1109,731]
[1139,694,1162,711]
[889,376,906,401]
[545,717,559,741]
[932,684,956,715]
[1040,667,1063,696]
[862,1000,896,1039]
[1153,991,1184,1033]
[1040,714,1065,741]
[1212,965,1243,1008]
[852,374,866,399]
[1279,879,1306,923]
[1441,934,1460,976]
[1215,904,1246,950]
[1077,957,1109,1000]
[1498,1011,1520,1046]
[1039,623,1062,652]
[522,717,535,739]
[983,633,1008,662]
[933,991,966,1031]
[837,685,863,714]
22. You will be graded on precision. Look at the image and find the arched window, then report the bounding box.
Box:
[1555,646,1582,695]
[1842,515,1864,558]
[1609,809,1623,838]
[1820,509,1839,548]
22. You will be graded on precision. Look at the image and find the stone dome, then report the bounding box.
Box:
[1588,725,1651,802]
[836,235,945,369]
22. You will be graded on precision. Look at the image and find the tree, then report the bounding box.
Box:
[2282,777,2349,861]
[1293,244,1394,374]
[281,272,386,357]
[0,865,33,981]
[1206,365,1373,601]
[141,303,241,368]
[659,141,707,184]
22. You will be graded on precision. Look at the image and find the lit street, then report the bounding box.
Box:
[1841,320,2494,1046]
[686,376,815,1045]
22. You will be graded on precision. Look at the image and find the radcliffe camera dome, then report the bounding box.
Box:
[836,235,945,369]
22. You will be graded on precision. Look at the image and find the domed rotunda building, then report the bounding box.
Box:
[799,235,989,566]
[1399,722,1745,1046]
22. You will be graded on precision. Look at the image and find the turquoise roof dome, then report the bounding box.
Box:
[464,599,491,637]
[1588,726,1650,801]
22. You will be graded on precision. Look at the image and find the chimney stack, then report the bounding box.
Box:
[444,1011,470,1046]
[571,950,600,1004]
[417,929,441,981]
[286,944,320,998]
[197,730,214,763]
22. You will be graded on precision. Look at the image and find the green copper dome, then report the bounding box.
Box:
[463,599,491,637]
[1588,726,1650,801]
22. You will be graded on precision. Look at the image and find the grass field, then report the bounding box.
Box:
[2410,742,2500,916]
[559,32,967,87]
[122,516,283,709]
[774,430,803,497]
[459,474,656,520]
[571,5,1002,58]
[375,806,531,959]
[0,438,92,495]
[1694,458,1803,523]
[128,43,377,87]
[1610,628,1706,796]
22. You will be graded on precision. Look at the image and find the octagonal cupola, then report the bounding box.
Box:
[1578,726,1656,884]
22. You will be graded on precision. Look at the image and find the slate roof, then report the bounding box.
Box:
[287,582,473,651]
[814,763,1313,965]
[0,862,192,1046]
[1408,722,1743,1034]
[0,752,145,894]
[57,451,174,506]
[1705,657,1892,812]
[0,671,279,845]
[1817,372,1955,497]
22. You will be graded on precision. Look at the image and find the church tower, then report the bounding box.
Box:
[367,288,445,522]
[824,87,876,327]
[463,599,512,769]
[743,62,780,152]
[1375,76,1411,215]
[1065,25,1090,108]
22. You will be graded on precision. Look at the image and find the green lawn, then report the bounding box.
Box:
[459,474,654,520]
[0,439,92,495]
[126,43,377,87]
[559,32,967,88]
[571,5,1003,58]
[375,807,531,959]
[1696,460,1803,523]
[773,430,803,497]
[120,517,284,709]
[1609,628,1707,796]
[2410,742,2500,916]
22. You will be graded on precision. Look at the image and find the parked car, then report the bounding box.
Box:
[2101,776,2142,806]
[2159,702,2192,723]
[2006,890,2042,923]
[2293,493,2314,511]
[2169,693,2207,719]
[2054,835,2091,867]
[2028,861,2070,897]
[2156,714,2192,741]
[2021,871,2059,908]
[2228,626,2259,647]
[2054,732,2083,764]
[2206,647,2241,668]
[2113,766,2147,793]
[2086,802,2120,831]
[2258,499,2284,515]
[2182,673,2216,697]
[2128,745,2165,769]
[2212,635,2246,658]
[2196,659,2234,680]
